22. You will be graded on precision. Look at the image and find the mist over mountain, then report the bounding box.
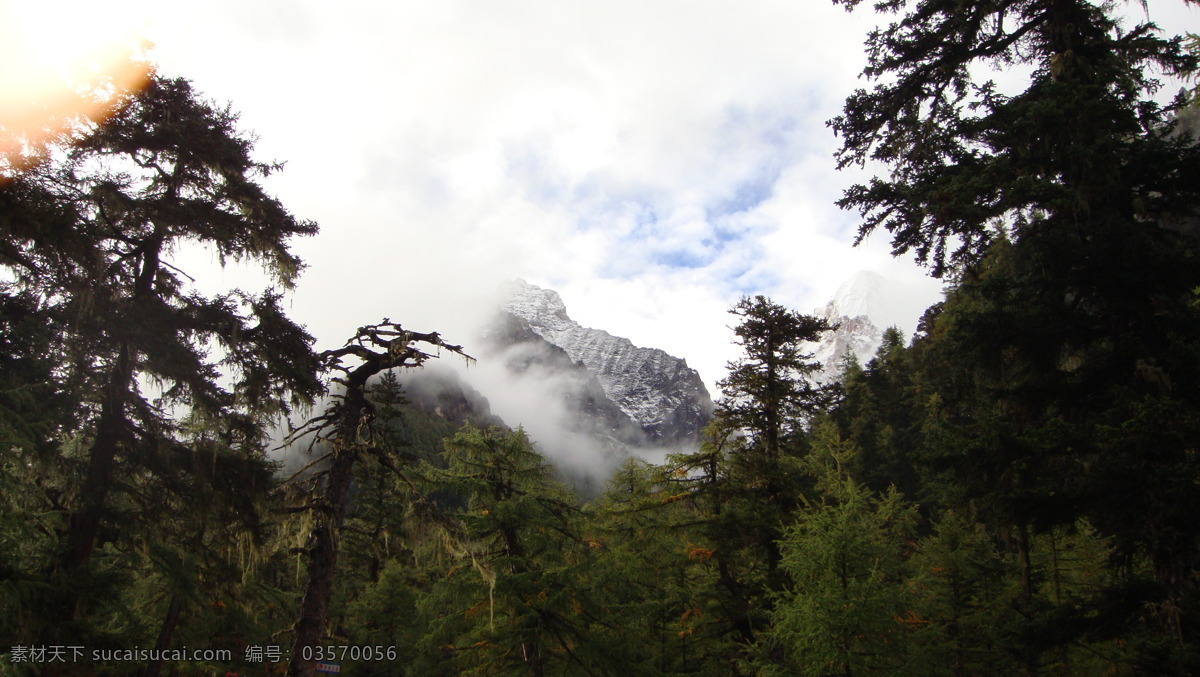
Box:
[396,364,506,429]
[808,270,939,383]
[495,279,715,447]
[390,274,936,484]
[387,280,715,488]
[482,310,651,452]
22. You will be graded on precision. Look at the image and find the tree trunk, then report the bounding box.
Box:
[283,325,468,676]
[61,233,162,576]
[61,346,134,573]
[141,589,186,677]
[41,347,136,677]
[1017,523,1033,607]
[287,381,369,677]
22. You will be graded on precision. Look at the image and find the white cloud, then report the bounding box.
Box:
[40,0,1198,459]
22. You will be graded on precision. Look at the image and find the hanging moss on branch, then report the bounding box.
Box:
[280,321,471,677]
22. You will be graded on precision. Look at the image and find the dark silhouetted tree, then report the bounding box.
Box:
[282,322,468,677]
[2,74,323,663]
[832,0,1200,666]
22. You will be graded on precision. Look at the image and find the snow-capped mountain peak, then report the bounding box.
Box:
[824,269,932,337]
[495,279,714,446]
[809,270,941,383]
[827,270,887,321]
[501,278,574,332]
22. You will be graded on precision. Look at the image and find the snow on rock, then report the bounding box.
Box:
[808,270,939,383]
[498,279,714,444]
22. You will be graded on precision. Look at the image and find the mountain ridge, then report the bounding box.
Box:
[494,279,715,447]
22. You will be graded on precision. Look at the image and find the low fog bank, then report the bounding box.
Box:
[268,286,707,494]
[447,309,707,492]
[455,327,638,488]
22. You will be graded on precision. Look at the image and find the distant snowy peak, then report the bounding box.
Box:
[809,313,884,385]
[500,279,574,332]
[809,270,935,383]
[498,279,714,444]
[823,270,919,335]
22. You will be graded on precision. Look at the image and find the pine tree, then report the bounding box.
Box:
[904,510,1023,676]
[281,322,469,677]
[419,426,596,676]
[718,295,835,462]
[2,74,324,660]
[757,423,918,676]
[649,298,835,670]
[123,421,286,677]
[714,296,834,584]
[835,326,926,500]
[593,457,727,674]
[831,0,1200,278]
[832,0,1200,664]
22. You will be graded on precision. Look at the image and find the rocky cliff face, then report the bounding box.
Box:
[810,313,885,384]
[483,310,649,452]
[487,279,714,448]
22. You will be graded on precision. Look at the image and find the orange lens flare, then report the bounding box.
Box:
[1,5,154,176]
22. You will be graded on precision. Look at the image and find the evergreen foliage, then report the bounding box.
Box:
[902,510,1022,676]
[1,72,324,670]
[417,426,597,676]
[718,295,835,461]
[2,3,1198,673]
[280,322,469,677]
[831,0,1200,667]
[590,458,715,674]
[758,423,918,676]
[830,0,1200,277]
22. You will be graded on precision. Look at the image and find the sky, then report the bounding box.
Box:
[3,0,1196,400]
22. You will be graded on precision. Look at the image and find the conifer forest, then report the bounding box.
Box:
[3,0,1200,675]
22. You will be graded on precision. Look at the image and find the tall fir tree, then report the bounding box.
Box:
[715,295,835,578]
[756,423,918,677]
[832,0,1200,666]
[718,295,835,462]
[281,322,468,677]
[2,74,324,664]
[660,296,835,670]
[418,426,597,677]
